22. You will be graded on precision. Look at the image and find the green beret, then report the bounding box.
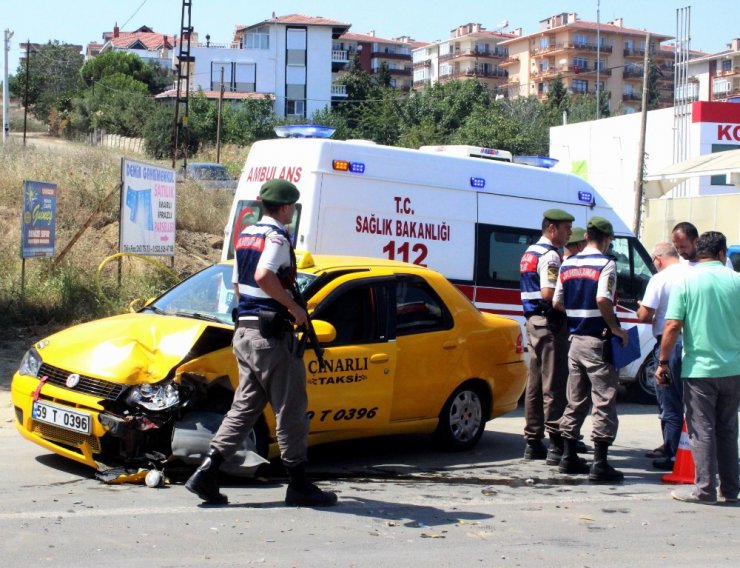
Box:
[567,227,586,244]
[259,179,300,204]
[587,216,614,236]
[543,208,575,222]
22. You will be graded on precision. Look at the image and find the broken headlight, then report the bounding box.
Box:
[125,380,180,411]
[19,348,42,377]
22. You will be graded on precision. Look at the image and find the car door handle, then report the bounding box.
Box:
[370,354,390,364]
[442,341,457,350]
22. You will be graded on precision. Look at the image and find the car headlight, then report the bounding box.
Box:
[125,381,180,411]
[19,348,42,377]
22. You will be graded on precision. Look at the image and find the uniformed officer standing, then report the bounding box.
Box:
[186,179,337,507]
[563,227,587,260]
[553,216,628,483]
[520,209,573,463]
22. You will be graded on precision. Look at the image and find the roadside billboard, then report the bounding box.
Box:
[21,180,57,258]
[120,159,176,256]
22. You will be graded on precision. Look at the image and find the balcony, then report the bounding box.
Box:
[712,87,740,101]
[675,84,699,102]
[623,47,646,58]
[373,67,412,77]
[716,66,740,78]
[623,67,645,80]
[440,67,508,80]
[413,78,432,88]
[332,50,349,63]
[622,92,641,102]
[531,42,613,56]
[331,84,348,97]
[413,60,432,69]
[370,50,411,60]
[439,49,507,63]
[499,55,520,67]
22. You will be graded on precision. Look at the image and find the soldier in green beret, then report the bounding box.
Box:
[520,208,574,463]
[554,215,629,483]
[186,179,337,507]
[564,227,587,260]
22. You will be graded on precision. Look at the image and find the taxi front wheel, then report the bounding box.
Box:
[433,384,488,451]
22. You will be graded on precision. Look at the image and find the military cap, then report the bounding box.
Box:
[543,208,575,222]
[567,227,586,245]
[587,216,614,237]
[259,179,300,204]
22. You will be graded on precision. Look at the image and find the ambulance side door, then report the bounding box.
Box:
[305,276,397,431]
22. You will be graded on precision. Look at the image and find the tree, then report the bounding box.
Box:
[80,50,171,94]
[143,102,199,159]
[646,59,663,110]
[548,75,568,112]
[9,41,84,122]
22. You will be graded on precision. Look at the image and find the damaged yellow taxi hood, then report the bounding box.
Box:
[36,313,214,384]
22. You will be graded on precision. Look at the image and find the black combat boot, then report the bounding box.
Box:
[185,447,228,504]
[285,462,338,507]
[523,438,548,460]
[546,432,564,466]
[589,441,624,483]
[558,437,590,474]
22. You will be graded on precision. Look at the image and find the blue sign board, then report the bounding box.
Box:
[21,180,57,258]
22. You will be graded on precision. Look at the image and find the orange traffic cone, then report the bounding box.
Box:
[661,420,695,484]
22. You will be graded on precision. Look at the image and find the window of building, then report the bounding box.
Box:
[573,33,589,47]
[573,57,588,71]
[243,26,269,49]
[572,79,588,93]
[286,99,305,117]
[721,58,733,72]
[539,37,551,50]
[211,62,256,92]
[596,58,606,71]
[710,144,737,185]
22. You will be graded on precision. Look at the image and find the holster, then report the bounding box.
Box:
[544,306,567,333]
[258,310,291,339]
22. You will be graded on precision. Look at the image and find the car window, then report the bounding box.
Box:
[394,276,451,336]
[192,165,231,181]
[610,236,655,311]
[227,199,302,258]
[476,224,539,288]
[313,282,387,346]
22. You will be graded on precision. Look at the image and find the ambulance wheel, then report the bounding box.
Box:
[433,383,489,451]
[631,352,658,405]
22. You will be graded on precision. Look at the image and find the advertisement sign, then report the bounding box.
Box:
[120,159,176,256]
[21,180,57,258]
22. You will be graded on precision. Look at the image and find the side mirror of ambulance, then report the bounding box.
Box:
[311,320,337,344]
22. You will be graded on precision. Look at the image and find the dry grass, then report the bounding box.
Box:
[0,137,234,333]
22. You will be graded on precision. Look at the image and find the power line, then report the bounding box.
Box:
[121,0,151,30]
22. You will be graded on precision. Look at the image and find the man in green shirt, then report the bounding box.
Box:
[657,231,740,505]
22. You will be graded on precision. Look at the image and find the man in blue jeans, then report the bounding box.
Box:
[637,242,690,470]
[657,231,740,505]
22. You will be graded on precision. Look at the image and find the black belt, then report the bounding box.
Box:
[237,319,260,329]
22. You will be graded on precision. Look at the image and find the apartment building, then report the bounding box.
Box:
[176,14,350,118]
[500,13,674,113]
[412,23,517,93]
[680,38,740,104]
[88,25,176,68]
[333,32,419,93]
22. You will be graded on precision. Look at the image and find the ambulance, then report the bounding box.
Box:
[222,128,658,403]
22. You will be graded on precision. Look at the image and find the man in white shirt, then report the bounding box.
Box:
[636,243,690,471]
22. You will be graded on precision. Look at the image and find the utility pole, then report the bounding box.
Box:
[633,33,651,237]
[3,29,13,143]
[23,40,29,146]
[595,0,601,120]
[216,65,224,163]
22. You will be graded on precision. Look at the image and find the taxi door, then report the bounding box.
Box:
[305,276,397,431]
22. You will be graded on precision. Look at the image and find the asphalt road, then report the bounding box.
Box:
[1,390,738,568]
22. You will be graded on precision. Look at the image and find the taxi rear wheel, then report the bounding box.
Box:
[433,383,489,451]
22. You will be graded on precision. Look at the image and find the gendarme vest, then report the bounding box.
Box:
[520,242,559,317]
[559,252,613,337]
[234,223,295,318]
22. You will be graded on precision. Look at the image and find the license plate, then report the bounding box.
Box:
[32,401,92,435]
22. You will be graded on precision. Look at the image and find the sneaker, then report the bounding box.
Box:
[652,458,675,471]
[523,439,548,460]
[558,455,590,475]
[588,461,624,484]
[671,488,716,505]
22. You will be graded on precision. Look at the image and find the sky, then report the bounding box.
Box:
[2,0,737,76]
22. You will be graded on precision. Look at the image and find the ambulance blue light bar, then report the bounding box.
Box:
[274,124,336,138]
[578,191,594,204]
[470,177,486,188]
[513,155,559,169]
[332,160,366,173]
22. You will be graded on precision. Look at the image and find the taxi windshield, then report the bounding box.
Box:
[146,264,318,325]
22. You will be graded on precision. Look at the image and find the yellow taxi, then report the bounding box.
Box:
[11,253,526,474]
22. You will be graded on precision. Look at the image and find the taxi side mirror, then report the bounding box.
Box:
[311,319,337,344]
